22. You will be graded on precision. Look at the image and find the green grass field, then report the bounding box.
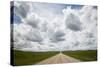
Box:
[12,50,97,66]
[62,50,97,61]
[12,50,59,66]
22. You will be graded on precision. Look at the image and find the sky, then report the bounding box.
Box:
[11,1,97,52]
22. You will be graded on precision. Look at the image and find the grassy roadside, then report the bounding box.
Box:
[62,50,97,61]
[12,50,59,66]
[11,50,97,66]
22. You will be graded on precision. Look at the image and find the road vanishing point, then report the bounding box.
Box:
[36,53,80,65]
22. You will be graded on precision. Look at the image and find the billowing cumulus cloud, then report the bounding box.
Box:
[25,13,41,28]
[25,29,43,42]
[65,13,82,31]
[50,30,65,43]
[11,1,97,52]
[14,2,30,18]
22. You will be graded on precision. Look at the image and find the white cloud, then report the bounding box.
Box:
[65,13,82,31]
[25,13,41,28]
[14,2,30,19]
[12,2,97,52]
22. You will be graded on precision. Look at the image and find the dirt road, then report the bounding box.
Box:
[36,53,80,65]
